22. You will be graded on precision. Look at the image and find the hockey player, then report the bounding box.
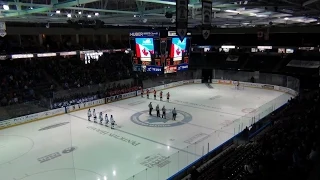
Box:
[162,105,166,118]
[156,104,160,117]
[93,109,97,123]
[105,114,109,126]
[141,89,144,97]
[160,91,163,101]
[87,109,92,121]
[99,112,103,124]
[153,89,157,100]
[166,92,170,102]
[172,108,177,120]
[110,115,115,129]
[146,89,150,99]
[148,102,153,115]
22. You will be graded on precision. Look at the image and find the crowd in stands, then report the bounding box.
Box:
[45,52,132,89]
[193,91,320,180]
[0,51,134,110]
[0,59,44,106]
[52,82,139,109]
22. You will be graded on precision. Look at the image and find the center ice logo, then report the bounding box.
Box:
[130,109,192,127]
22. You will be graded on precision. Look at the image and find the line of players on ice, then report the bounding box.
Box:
[142,89,177,120]
[87,109,116,129]
[141,89,170,101]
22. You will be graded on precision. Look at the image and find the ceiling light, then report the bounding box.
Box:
[256,14,268,17]
[88,15,92,18]
[3,5,9,10]
[56,10,60,14]
[95,12,99,16]
[284,17,289,20]
[67,14,71,18]
[225,9,239,13]
[78,11,82,15]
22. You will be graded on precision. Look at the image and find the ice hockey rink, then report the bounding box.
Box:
[0,83,292,180]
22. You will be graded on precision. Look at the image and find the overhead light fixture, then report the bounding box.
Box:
[67,14,72,18]
[87,15,92,18]
[256,14,268,17]
[3,5,9,10]
[95,12,99,16]
[225,9,239,13]
[78,11,82,15]
[284,17,289,20]
[56,10,60,14]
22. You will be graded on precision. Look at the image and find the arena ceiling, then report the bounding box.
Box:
[0,0,319,28]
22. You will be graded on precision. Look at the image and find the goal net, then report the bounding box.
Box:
[234,82,244,90]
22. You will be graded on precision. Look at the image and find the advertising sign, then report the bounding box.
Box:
[129,32,160,37]
[177,63,188,71]
[145,65,163,74]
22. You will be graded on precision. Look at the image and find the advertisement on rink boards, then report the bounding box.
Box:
[67,99,105,113]
[107,91,137,103]
[240,82,262,88]
[261,84,275,90]
[0,108,65,129]
[218,80,232,85]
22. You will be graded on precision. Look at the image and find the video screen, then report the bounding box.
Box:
[170,37,186,60]
[135,38,154,61]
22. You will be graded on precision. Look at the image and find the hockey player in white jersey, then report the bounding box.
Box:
[93,109,97,123]
[99,112,103,124]
[105,114,109,127]
[87,109,92,121]
[110,115,115,129]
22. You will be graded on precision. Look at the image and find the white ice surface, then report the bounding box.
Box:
[0,84,292,180]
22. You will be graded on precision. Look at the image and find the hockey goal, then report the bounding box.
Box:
[234,81,244,90]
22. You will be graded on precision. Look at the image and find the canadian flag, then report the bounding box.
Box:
[170,43,185,58]
[136,44,153,58]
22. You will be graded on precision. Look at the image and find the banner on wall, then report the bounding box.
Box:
[201,0,212,40]
[176,0,189,41]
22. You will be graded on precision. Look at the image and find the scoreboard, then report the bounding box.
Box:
[129,31,191,74]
